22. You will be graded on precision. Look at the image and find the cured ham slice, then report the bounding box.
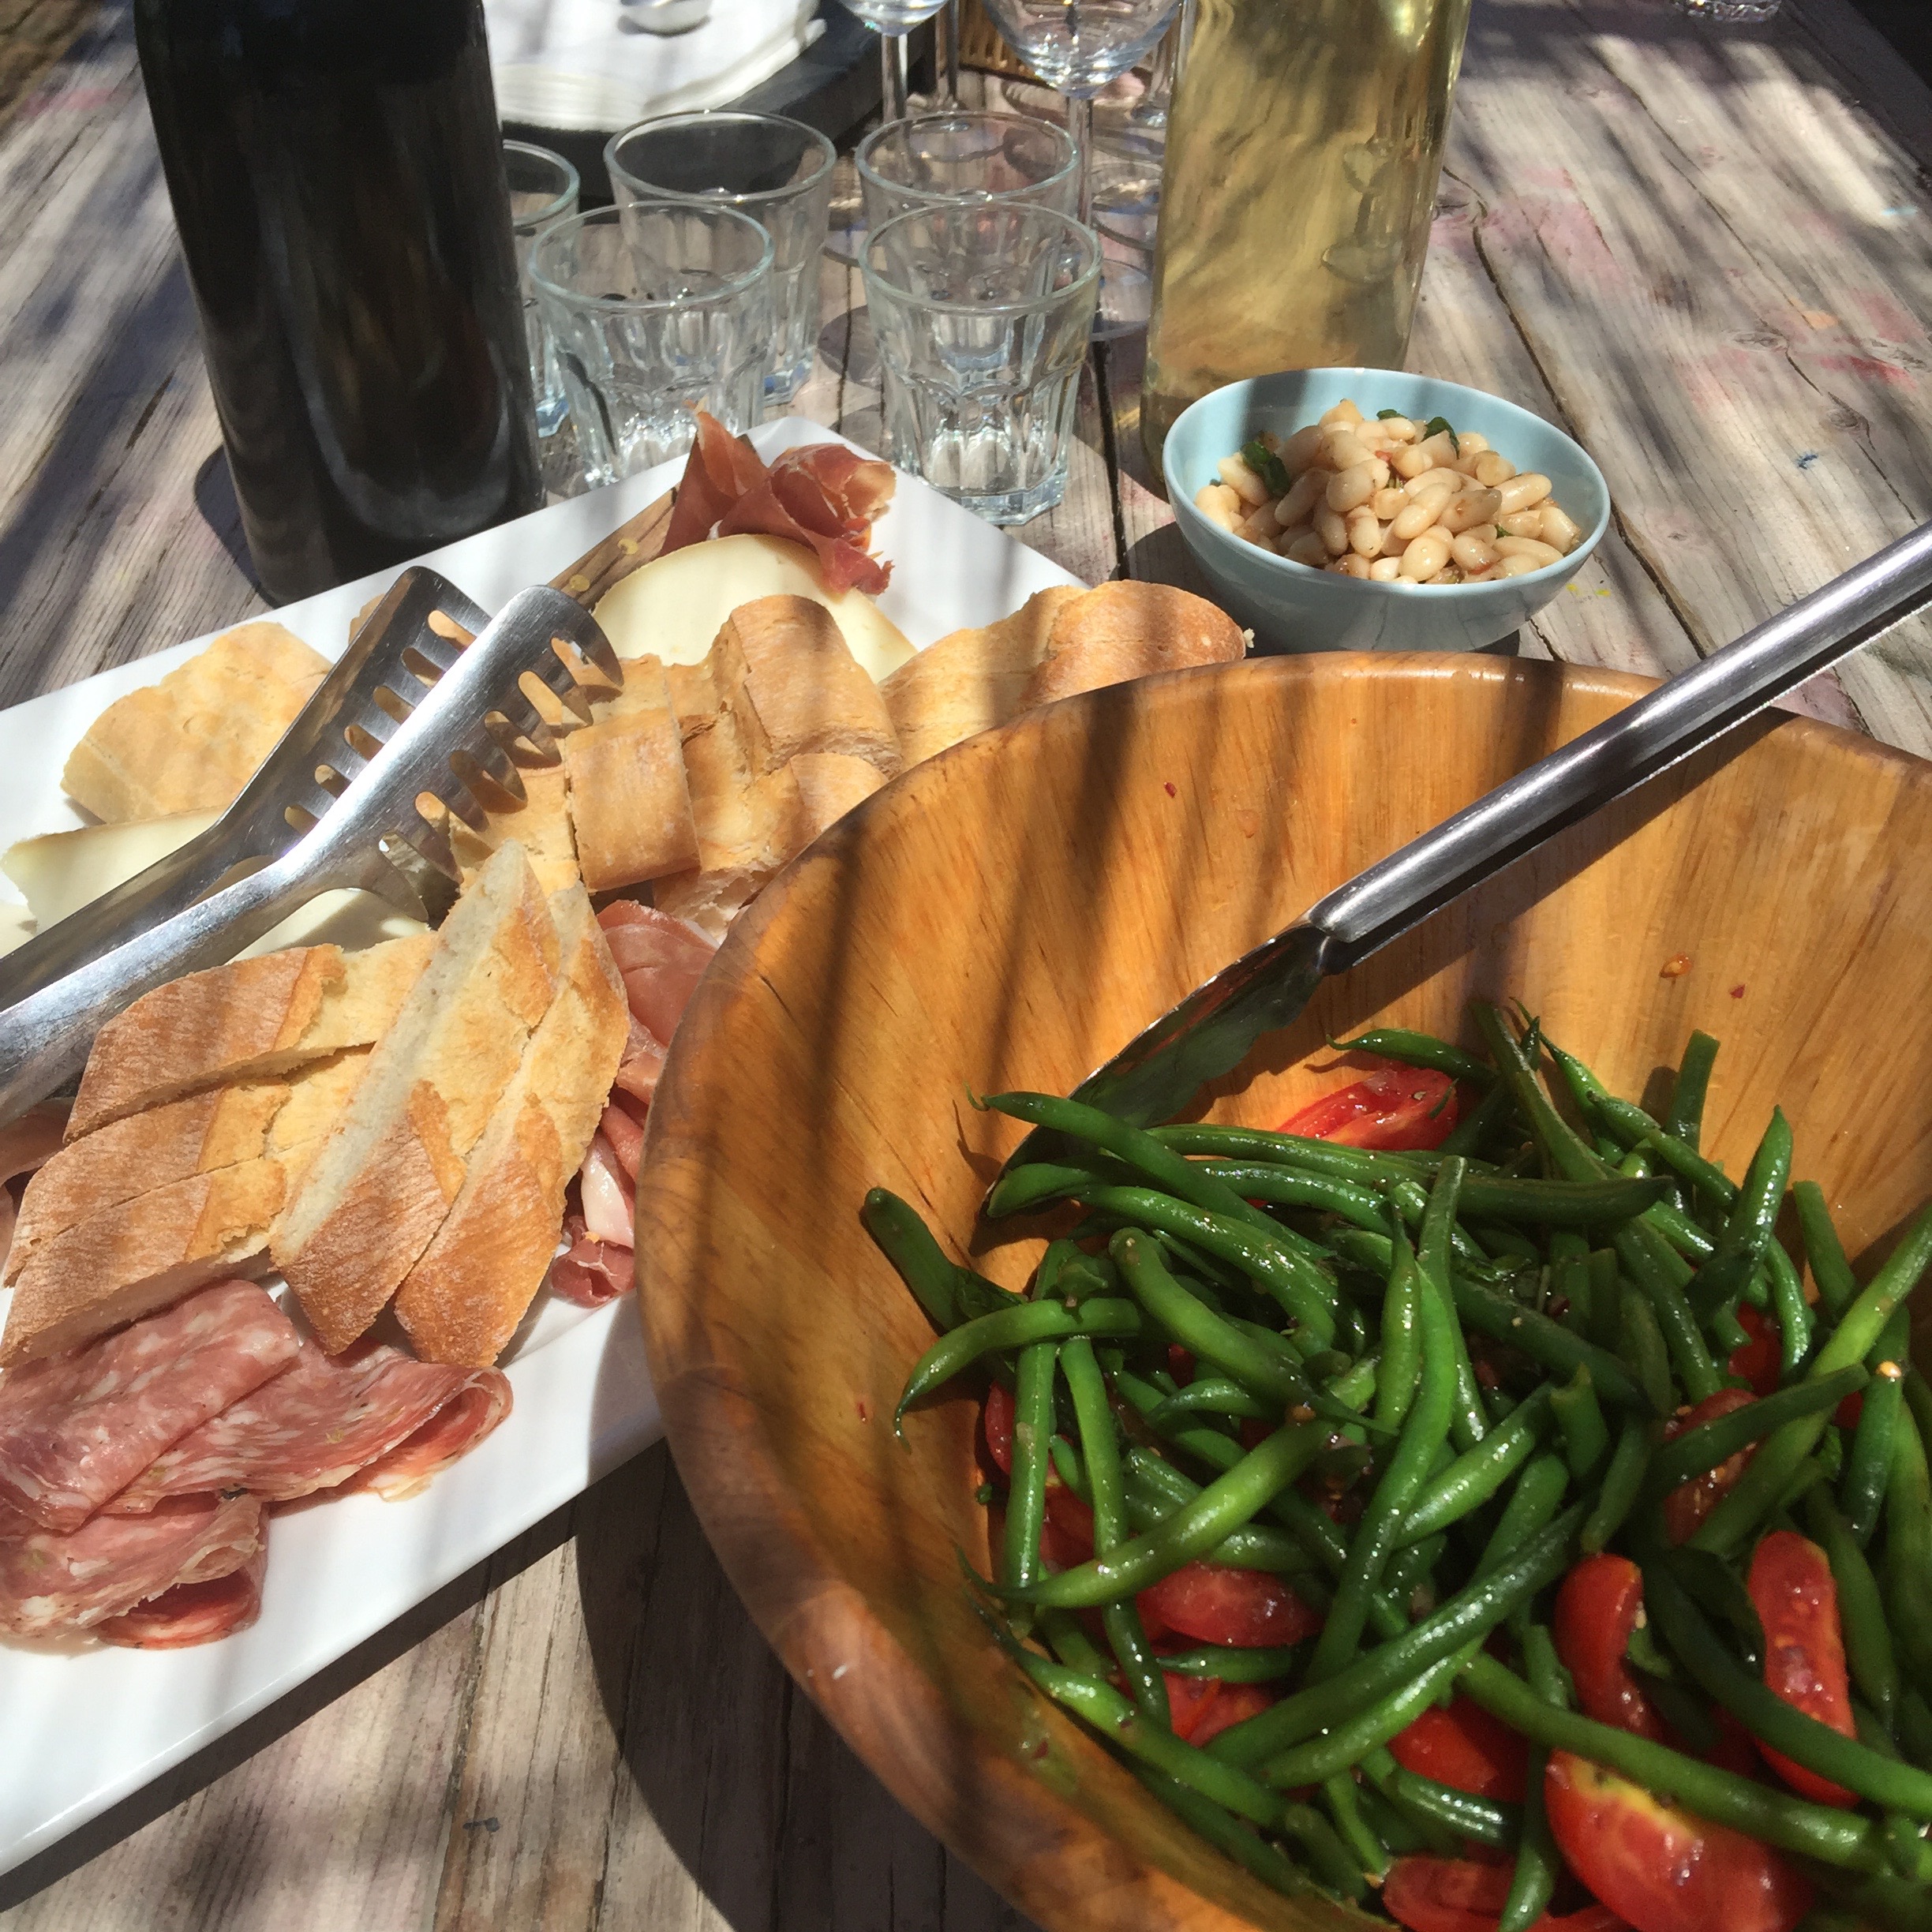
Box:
[0,1280,300,1532]
[104,1337,511,1513]
[578,1133,635,1247]
[611,1019,667,1106]
[0,1492,262,1638]
[599,1101,645,1182]
[550,1219,634,1309]
[661,412,894,593]
[356,1376,513,1501]
[597,901,717,1045]
[98,1545,267,1649]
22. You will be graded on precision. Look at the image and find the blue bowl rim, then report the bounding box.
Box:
[1166,367,1612,596]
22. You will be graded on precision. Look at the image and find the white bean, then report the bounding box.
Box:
[1390,484,1454,541]
[1498,508,1546,538]
[1413,429,1460,470]
[1313,505,1352,556]
[1279,425,1325,476]
[1276,468,1327,526]
[1472,451,1517,488]
[1494,535,1563,569]
[1218,454,1272,506]
[1451,530,1499,572]
[1540,504,1583,555]
[1369,486,1408,519]
[1404,466,1469,498]
[1327,462,1379,514]
[1346,507,1385,557]
[1496,471,1553,515]
[1390,444,1434,481]
[1283,530,1330,568]
[1330,554,1372,578]
[1496,553,1545,577]
[1368,556,1402,580]
[1454,430,1488,458]
[1237,505,1279,545]
[1322,429,1372,473]
[1400,531,1451,580]
[1320,398,1365,427]
[1439,487,1503,534]
[1196,481,1244,530]
[1378,415,1418,443]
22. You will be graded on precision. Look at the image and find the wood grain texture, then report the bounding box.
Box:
[640,654,1932,1932]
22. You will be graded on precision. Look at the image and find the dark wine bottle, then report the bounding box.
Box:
[134,0,543,603]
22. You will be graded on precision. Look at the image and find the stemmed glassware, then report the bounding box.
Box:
[975,0,1183,335]
[828,0,952,125]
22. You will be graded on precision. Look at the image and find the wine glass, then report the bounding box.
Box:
[975,0,1183,335]
[829,0,951,128]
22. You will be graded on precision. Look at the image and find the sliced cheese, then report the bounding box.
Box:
[593,534,915,683]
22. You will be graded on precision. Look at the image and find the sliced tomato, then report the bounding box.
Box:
[1163,1672,1223,1743]
[1544,1751,1811,1932]
[1189,1679,1274,1748]
[1039,1485,1094,1571]
[983,1383,1013,1476]
[1553,1556,1666,1741]
[1134,1561,1320,1648]
[1726,1307,1780,1398]
[1747,1530,1858,1807]
[1381,1855,1631,1932]
[1279,1064,1462,1151]
[1390,1696,1530,1803]
[1661,1389,1758,1546]
[1167,1344,1196,1385]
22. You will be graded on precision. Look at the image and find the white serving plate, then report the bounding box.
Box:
[0,417,1084,1881]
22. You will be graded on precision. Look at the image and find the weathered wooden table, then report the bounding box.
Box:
[0,0,1927,1923]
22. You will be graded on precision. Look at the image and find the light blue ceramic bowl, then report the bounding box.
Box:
[1164,369,1611,653]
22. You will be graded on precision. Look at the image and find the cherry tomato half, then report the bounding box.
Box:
[1726,1307,1780,1398]
[1390,1696,1531,1803]
[1136,1561,1320,1648]
[1661,1389,1758,1547]
[1747,1530,1858,1806]
[1544,1751,1812,1932]
[1279,1064,1462,1151]
[1553,1556,1666,1740]
[1382,1855,1631,1932]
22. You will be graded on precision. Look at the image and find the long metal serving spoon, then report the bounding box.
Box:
[1024,520,1932,1148]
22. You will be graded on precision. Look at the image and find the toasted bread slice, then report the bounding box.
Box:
[879,586,1083,763]
[271,841,560,1354]
[561,657,700,893]
[1022,580,1247,706]
[68,930,435,1139]
[61,622,330,822]
[394,887,630,1365]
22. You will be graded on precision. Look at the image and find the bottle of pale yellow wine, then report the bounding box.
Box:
[1141,0,1472,479]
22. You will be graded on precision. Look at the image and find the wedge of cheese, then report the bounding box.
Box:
[593,534,915,682]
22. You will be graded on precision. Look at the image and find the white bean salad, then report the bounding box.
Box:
[1194,397,1584,584]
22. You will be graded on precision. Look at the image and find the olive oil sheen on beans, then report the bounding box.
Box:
[1140,0,1472,478]
[134,0,542,601]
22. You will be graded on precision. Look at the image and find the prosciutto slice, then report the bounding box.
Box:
[104,1339,511,1513]
[0,1280,300,1531]
[611,1019,667,1106]
[551,1217,635,1309]
[598,902,718,1045]
[0,1492,262,1638]
[98,1545,267,1649]
[356,1377,513,1501]
[660,411,895,593]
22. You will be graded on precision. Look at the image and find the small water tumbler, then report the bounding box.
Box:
[605,112,836,406]
[861,203,1099,524]
[856,110,1080,230]
[530,204,773,486]
[504,140,581,439]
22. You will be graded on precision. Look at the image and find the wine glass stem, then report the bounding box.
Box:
[881,30,910,120]
[938,0,961,100]
[1070,92,1095,224]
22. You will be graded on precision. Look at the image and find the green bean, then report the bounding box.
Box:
[1645,1562,1932,1815]
[1795,1179,1862,1317]
[1844,1311,1910,1545]
[1150,1121,1428,1188]
[1668,1030,1720,1149]
[1279,1801,1375,1900]
[1438,1077,1517,1159]
[1470,1002,1606,1185]
[1257,1649,1473,1786]
[1386,1764,1522,1849]
[1159,1643,1305,1682]
[1149,1378,1275,1425]
[893,1297,1140,1426]
[1080,1189,1337,1341]
[1456,1174,1671,1228]
[1129,1768,1311,1901]
[1331,1028,1496,1085]
[1768,1237,1816,1383]
[1208,1508,1586,1771]
[1320,1772,1391,1881]
[1004,1340,1058,1589]
[983,1161,1113,1218]
[1354,1778,1439,1858]
[1450,1271,1652,1412]
[1193,1162,1394,1234]
[1812,1866,1932,1932]
[1691,1109,1793,1312]
[1582,1413,1657,1554]
[1376,1256,1424,1432]
[1307,1224,1457,1682]
[1499,1623,1567,1932]
[1121,1481,1317,1574]
[979,1091,1279,1234]
[862,1187,1013,1329]
[1807,1488,1901,1726]
[1646,1365,1869,1493]
[1616,1219,1721,1402]
[1398,1386,1555,1544]
[1619,1280,1676,1416]
[1460,1653,1887,1870]
[1061,1337,1168,1725]
[1886,1407,1932,1703]
[1000,1416,1325,1609]
[1903,1691,1932,1772]
[1050,1434,1088,1501]
[1552,1364,1611,1482]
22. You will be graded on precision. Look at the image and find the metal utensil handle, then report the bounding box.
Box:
[0,848,329,1121]
[1308,519,1932,971]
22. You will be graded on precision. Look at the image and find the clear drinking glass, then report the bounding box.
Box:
[828,0,951,125]
[857,111,1080,231]
[504,140,581,439]
[1668,0,1780,17]
[530,204,773,487]
[861,203,1099,524]
[975,0,1183,335]
[605,112,836,406]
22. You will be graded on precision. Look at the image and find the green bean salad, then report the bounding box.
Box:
[864,1002,1932,1932]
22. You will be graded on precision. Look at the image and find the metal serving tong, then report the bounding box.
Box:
[0,567,621,1125]
[1011,519,1932,1166]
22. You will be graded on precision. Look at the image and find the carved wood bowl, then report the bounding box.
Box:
[636,652,1932,1932]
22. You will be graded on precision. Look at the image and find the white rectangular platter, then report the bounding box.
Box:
[0,416,1084,1881]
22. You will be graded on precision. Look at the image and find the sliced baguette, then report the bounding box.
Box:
[61,622,330,822]
[271,841,561,1354]
[394,886,629,1365]
[560,657,700,893]
[450,762,581,895]
[790,751,887,839]
[1022,579,1247,706]
[68,930,435,1139]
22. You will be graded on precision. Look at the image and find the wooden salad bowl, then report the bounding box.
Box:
[636,652,1932,1932]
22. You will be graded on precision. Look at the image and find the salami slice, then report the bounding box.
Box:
[0,1279,300,1531]
[98,1544,268,1649]
[105,1339,511,1512]
[0,1492,262,1638]
[356,1377,513,1501]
